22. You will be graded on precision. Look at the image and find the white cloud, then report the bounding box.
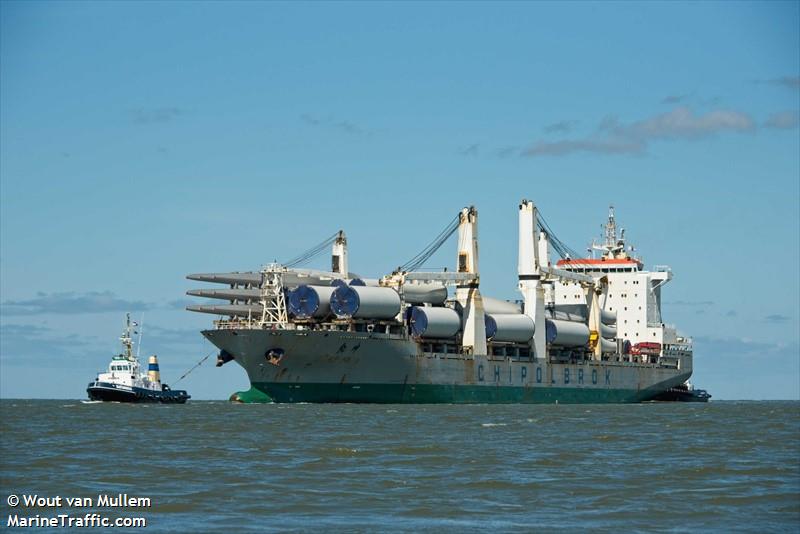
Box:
[764,110,800,130]
[1,292,151,315]
[522,138,645,157]
[542,120,578,134]
[523,106,756,158]
[620,106,755,140]
[759,76,800,90]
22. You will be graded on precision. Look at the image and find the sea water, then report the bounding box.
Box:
[1,400,798,532]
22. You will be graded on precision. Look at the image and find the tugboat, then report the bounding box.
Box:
[652,381,711,402]
[87,313,190,403]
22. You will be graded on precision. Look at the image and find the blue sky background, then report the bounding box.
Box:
[1,1,798,400]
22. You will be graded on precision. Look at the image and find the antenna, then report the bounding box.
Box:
[605,205,617,248]
[136,313,144,359]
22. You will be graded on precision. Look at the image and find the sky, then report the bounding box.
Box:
[1,1,798,400]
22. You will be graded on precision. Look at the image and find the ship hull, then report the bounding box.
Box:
[86,381,190,403]
[204,329,692,404]
[651,387,710,403]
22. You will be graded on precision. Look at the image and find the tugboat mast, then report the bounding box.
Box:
[120,313,135,361]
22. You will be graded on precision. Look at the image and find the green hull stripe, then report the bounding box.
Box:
[231,386,274,403]
[236,382,660,404]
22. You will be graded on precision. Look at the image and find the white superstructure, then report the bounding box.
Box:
[92,314,162,392]
[553,207,690,362]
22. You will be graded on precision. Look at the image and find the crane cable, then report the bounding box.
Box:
[283,231,340,268]
[536,210,590,265]
[399,213,460,272]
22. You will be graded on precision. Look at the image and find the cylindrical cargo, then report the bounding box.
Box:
[330,286,401,319]
[485,314,535,343]
[545,319,590,346]
[330,278,375,287]
[600,338,616,353]
[187,288,261,301]
[186,304,263,317]
[600,323,616,339]
[186,272,262,286]
[282,272,337,288]
[554,304,589,321]
[287,285,336,319]
[147,355,161,383]
[478,296,523,315]
[551,310,588,322]
[601,309,617,325]
[402,284,448,305]
[409,306,461,338]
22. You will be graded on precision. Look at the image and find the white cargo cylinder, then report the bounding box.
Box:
[601,309,617,325]
[287,285,335,318]
[600,338,616,353]
[330,286,401,319]
[409,306,461,338]
[479,296,522,315]
[485,314,535,343]
[545,319,590,347]
[402,284,448,305]
[600,323,617,339]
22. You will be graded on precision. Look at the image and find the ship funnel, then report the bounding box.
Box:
[148,355,161,384]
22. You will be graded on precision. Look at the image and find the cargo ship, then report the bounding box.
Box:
[87,314,190,403]
[187,201,694,403]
